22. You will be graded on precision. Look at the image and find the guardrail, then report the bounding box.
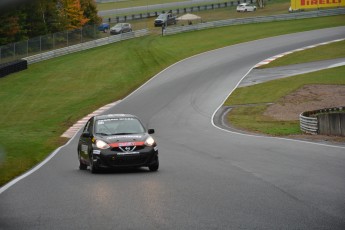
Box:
[24,29,149,64]
[164,8,345,35]
[300,106,345,135]
[106,0,252,23]
[300,113,318,134]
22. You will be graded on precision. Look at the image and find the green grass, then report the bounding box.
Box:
[0,15,344,186]
[227,106,301,135]
[225,66,345,135]
[260,39,345,68]
[96,0,189,11]
[100,0,292,22]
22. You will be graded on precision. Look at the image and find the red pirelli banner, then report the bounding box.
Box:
[291,0,345,9]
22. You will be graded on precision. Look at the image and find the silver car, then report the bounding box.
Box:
[110,23,132,35]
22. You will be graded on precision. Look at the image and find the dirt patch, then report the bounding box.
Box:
[264,84,345,144]
[264,84,345,120]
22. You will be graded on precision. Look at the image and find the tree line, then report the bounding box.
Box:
[0,0,102,46]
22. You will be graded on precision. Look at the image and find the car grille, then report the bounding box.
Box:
[105,154,150,167]
[111,146,145,152]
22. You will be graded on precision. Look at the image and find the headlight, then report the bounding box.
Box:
[145,136,155,146]
[96,140,110,149]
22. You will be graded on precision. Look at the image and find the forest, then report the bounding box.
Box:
[0,0,101,46]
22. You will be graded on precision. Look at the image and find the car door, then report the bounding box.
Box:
[124,24,130,32]
[79,118,94,162]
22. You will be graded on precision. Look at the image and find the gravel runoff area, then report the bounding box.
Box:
[264,84,345,144]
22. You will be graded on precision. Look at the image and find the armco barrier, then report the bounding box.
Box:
[164,8,345,35]
[24,30,147,64]
[300,106,345,136]
[107,1,252,23]
[299,113,318,134]
[0,59,27,78]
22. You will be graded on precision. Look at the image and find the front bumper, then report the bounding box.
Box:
[93,147,158,169]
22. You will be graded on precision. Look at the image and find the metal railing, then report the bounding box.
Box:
[300,113,318,134]
[103,0,252,23]
[164,8,345,35]
[24,29,149,64]
[0,24,143,65]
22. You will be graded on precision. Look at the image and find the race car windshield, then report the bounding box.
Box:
[95,118,145,135]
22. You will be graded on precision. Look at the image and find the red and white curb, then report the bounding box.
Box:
[61,101,121,138]
[254,38,345,68]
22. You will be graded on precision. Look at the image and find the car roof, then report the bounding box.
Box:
[94,114,138,121]
[157,14,167,18]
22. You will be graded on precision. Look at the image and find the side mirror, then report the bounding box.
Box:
[82,132,91,138]
[148,129,155,134]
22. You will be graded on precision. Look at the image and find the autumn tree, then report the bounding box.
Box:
[0,0,100,45]
[80,0,102,25]
[57,0,89,30]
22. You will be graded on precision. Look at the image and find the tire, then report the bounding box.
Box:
[79,161,87,170]
[78,151,87,170]
[89,154,98,174]
[149,157,159,172]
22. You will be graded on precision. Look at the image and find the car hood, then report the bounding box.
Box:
[110,27,121,32]
[98,133,149,144]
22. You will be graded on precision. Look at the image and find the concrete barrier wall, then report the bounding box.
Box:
[318,113,345,136]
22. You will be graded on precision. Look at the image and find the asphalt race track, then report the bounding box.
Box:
[1,27,345,229]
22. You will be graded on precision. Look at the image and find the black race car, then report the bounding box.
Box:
[77,114,159,173]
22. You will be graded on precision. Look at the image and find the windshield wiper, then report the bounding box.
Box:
[112,133,134,135]
[95,132,110,136]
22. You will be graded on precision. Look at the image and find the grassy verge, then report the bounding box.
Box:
[101,0,291,26]
[97,0,189,11]
[0,16,344,186]
[224,66,345,135]
[259,39,345,68]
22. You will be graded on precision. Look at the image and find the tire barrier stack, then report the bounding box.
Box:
[0,59,28,78]
[300,106,345,136]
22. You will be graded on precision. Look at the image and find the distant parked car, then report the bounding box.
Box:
[237,3,257,12]
[98,23,110,32]
[154,13,177,27]
[110,23,132,35]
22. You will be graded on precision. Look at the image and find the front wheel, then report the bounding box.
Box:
[89,154,98,174]
[149,157,159,172]
[78,151,87,170]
